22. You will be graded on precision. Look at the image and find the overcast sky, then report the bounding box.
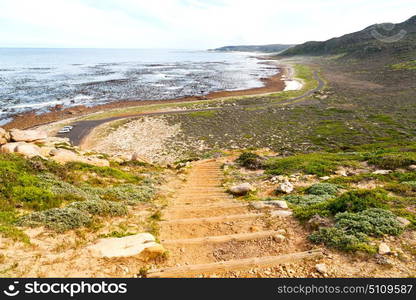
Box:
[0,0,414,49]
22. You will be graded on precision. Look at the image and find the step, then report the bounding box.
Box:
[147,249,323,278]
[166,202,248,211]
[161,213,265,225]
[161,230,280,245]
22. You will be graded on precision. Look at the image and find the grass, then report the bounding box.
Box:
[0,152,160,239]
[265,152,361,177]
[391,60,416,71]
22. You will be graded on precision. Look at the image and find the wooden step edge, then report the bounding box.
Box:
[165,202,249,211]
[161,213,264,225]
[147,249,324,278]
[161,230,280,245]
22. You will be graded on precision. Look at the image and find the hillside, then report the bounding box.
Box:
[280,15,416,58]
[213,44,295,53]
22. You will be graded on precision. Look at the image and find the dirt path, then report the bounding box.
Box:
[148,159,322,278]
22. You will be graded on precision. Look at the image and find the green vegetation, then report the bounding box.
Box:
[328,189,388,213]
[188,111,216,118]
[0,153,160,240]
[236,152,264,170]
[265,152,360,177]
[306,183,339,196]
[18,208,92,233]
[391,60,416,70]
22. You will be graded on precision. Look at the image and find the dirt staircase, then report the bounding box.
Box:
[149,159,322,278]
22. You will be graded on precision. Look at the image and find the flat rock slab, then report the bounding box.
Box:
[87,233,164,258]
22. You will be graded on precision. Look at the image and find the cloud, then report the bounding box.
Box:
[0,0,414,48]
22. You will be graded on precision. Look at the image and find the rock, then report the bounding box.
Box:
[335,168,347,177]
[131,152,150,164]
[315,263,328,274]
[9,129,48,142]
[276,180,294,194]
[15,143,41,158]
[378,243,391,255]
[250,202,267,209]
[50,148,79,164]
[271,210,293,217]
[273,234,286,242]
[87,233,165,259]
[83,157,110,167]
[397,217,411,227]
[0,142,25,154]
[319,176,331,180]
[39,146,56,157]
[374,254,392,265]
[0,127,10,145]
[229,183,253,196]
[267,200,288,209]
[408,165,416,171]
[373,170,392,175]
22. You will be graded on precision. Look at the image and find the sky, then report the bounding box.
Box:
[0,0,414,49]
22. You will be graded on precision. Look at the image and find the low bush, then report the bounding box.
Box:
[284,194,331,206]
[265,152,360,177]
[11,186,62,211]
[306,183,339,196]
[18,208,92,232]
[68,200,128,217]
[236,152,264,170]
[328,189,388,214]
[367,153,416,169]
[309,227,375,253]
[335,208,403,237]
[293,201,332,221]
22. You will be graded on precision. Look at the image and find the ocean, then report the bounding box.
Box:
[0,48,278,124]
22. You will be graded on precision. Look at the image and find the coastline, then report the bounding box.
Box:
[2,60,287,130]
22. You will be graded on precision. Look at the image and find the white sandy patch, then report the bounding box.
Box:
[284,80,303,91]
[92,116,181,163]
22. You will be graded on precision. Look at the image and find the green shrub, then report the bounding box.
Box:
[66,162,140,183]
[328,189,388,214]
[309,227,375,253]
[100,184,155,204]
[11,186,62,210]
[284,194,331,206]
[68,200,128,217]
[236,152,264,170]
[18,208,92,232]
[306,183,339,196]
[335,208,403,237]
[265,152,360,176]
[293,201,332,221]
[403,181,416,189]
[368,153,416,169]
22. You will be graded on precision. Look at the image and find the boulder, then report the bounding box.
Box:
[229,183,253,196]
[0,142,25,154]
[15,143,41,158]
[273,234,286,242]
[408,165,416,171]
[87,233,165,259]
[50,148,79,164]
[378,243,391,255]
[39,146,56,157]
[0,127,10,145]
[319,176,331,180]
[335,168,348,177]
[373,170,392,175]
[315,263,328,274]
[271,210,293,217]
[131,152,151,164]
[267,200,288,209]
[276,180,294,194]
[397,217,411,227]
[9,129,48,142]
[83,157,110,167]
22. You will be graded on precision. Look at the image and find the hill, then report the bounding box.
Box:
[213,44,295,53]
[280,15,416,58]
